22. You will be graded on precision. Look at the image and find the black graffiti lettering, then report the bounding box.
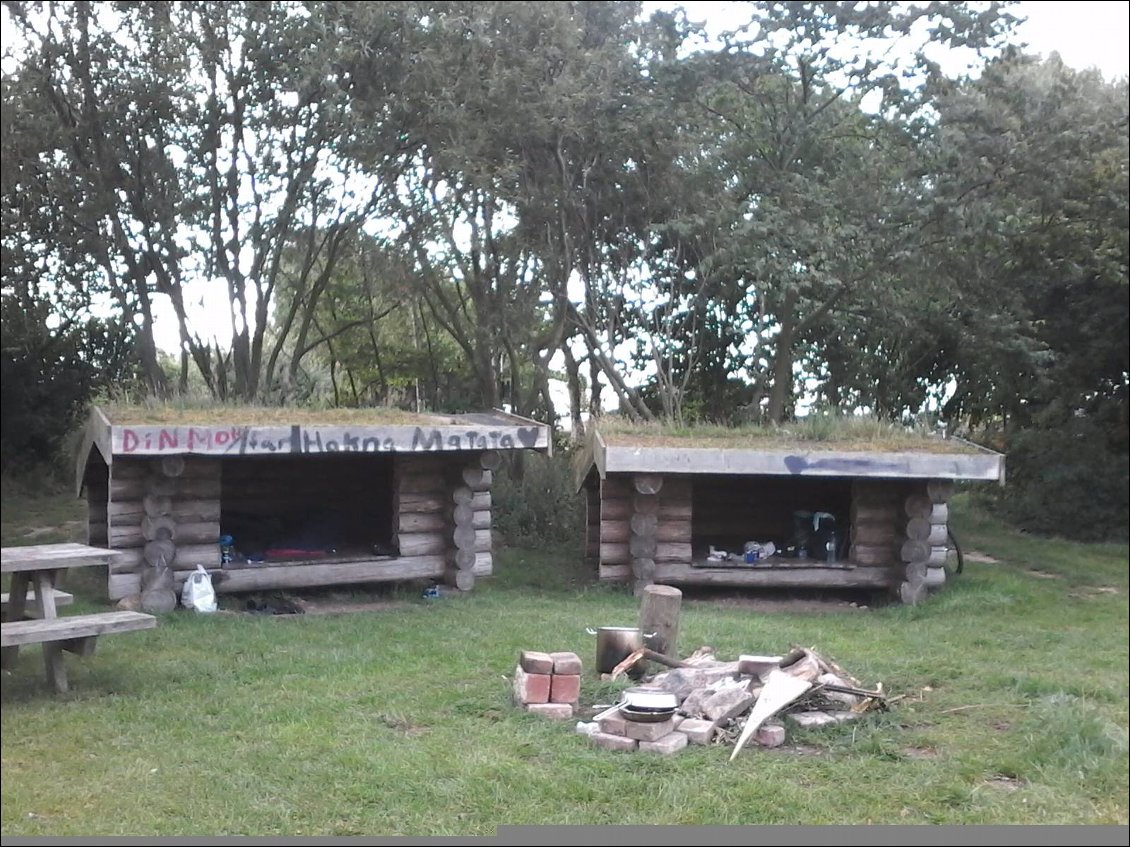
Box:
[325,439,339,451]
[362,437,381,452]
[302,430,324,452]
[464,430,479,449]
[499,434,514,448]
[383,437,395,451]
[342,433,360,451]
[411,428,444,450]
[447,435,461,449]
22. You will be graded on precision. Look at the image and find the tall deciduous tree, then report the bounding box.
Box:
[3,1,410,399]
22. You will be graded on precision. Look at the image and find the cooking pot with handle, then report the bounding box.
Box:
[586,626,651,674]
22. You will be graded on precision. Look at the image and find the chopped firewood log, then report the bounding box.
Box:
[608,647,695,680]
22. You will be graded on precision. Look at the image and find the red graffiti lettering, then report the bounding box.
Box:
[215,431,229,445]
[158,429,178,450]
[122,429,139,453]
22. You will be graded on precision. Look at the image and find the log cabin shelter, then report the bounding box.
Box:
[75,405,550,601]
[575,424,1005,604]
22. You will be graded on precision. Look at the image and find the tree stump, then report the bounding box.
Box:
[638,584,682,660]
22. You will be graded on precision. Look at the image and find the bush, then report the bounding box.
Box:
[981,419,1129,542]
[491,436,585,550]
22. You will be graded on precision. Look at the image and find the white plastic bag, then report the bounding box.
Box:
[181,564,217,613]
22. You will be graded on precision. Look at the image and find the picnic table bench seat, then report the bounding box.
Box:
[1,611,156,654]
[1,588,74,615]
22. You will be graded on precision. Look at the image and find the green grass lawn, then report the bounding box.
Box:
[1,482,1127,833]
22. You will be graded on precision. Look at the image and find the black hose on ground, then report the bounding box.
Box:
[947,527,965,575]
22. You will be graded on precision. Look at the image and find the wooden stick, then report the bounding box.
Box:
[609,646,695,680]
[609,648,646,680]
[940,703,1026,714]
[818,682,887,700]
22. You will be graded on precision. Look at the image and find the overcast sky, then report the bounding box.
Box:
[647,1,1130,80]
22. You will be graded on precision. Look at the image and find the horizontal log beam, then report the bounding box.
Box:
[600,542,630,565]
[656,520,692,544]
[601,499,631,521]
[398,473,446,495]
[396,493,447,514]
[655,541,692,563]
[851,544,896,567]
[398,513,447,533]
[598,563,631,582]
[397,533,447,557]
[176,556,447,593]
[655,563,898,588]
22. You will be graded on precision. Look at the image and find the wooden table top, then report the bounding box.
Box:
[1,543,121,574]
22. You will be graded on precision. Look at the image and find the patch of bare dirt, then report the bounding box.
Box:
[291,596,410,615]
[690,589,880,614]
[1068,586,1122,600]
[377,713,429,737]
[774,744,827,756]
[902,745,940,759]
[964,550,1000,564]
[983,774,1024,792]
[1025,570,1062,579]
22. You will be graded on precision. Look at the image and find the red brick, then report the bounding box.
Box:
[755,723,786,748]
[589,731,638,752]
[549,673,581,704]
[526,703,574,720]
[512,665,551,705]
[549,651,583,675]
[519,650,554,674]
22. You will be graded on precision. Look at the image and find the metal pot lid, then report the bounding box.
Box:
[622,687,678,702]
[619,705,676,723]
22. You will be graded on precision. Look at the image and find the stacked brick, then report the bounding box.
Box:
[587,710,787,755]
[512,650,582,720]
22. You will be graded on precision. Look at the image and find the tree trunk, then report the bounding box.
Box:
[562,343,585,441]
[767,288,798,424]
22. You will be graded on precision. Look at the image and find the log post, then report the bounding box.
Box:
[638,585,682,661]
[899,484,943,603]
[630,475,661,596]
[633,474,663,496]
[446,456,494,590]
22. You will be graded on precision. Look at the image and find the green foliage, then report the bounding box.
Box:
[0,297,139,472]
[490,439,586,549]
[981,420,1129,542]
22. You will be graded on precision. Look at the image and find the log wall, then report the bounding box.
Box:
[593,468,956,601]
[105,456,222,600]
[598,475,693,584]
[102,450,498,600]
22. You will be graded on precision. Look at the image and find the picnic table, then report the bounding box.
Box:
[1,543,156,693]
